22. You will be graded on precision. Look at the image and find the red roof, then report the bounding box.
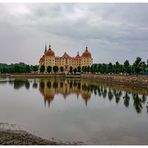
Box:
[62,52,72,58]
[55,56,62,59]
[39,46,92,64]
[39,55,45,63]
[82,48,91,57]
[45,48,55,57]
[75,54,81,60]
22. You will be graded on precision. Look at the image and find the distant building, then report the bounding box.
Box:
[39,44,93,73]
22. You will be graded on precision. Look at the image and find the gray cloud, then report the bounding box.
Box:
[0,3,148,65]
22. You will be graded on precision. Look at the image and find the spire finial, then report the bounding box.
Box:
[44,43,47,54]
[77,51,79,56]
[86,46,88,51]
[49,43,51,49]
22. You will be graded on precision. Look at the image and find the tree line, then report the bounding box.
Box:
[0,62,38,74]
[90,57,148,75]
[0,57,148,75]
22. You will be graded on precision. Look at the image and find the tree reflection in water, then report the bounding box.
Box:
[108,89,113,101]
[133,93,143,114]
[3,78,148,114]
[123,92,130,107]
[13,79,30,90]
[25,80,30,90]
[32,82,38,89]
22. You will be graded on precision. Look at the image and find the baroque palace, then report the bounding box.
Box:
[39,44,93,73]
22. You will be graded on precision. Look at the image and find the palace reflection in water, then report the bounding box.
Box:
[2,78,147,114]
[39,79,91,107]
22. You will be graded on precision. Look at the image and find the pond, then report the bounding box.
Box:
[0,77,148,144]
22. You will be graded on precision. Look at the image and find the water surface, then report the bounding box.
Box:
[0,77,148,144]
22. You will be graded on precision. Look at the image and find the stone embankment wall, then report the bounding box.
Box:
[81,74,148,88]
[0,74,81,79]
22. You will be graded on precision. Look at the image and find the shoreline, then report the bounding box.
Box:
[0,129,81,145]
[0,73,80,78]
[81,74,148,89]
[0,73,148,89]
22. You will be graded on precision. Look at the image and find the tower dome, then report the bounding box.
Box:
[82,46,91,57]
[75,52,81,60]
[45,44,55,57]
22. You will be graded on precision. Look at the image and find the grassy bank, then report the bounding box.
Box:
[81,74,148,89]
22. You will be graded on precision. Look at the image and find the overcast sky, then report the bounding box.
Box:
[0,3,148,65]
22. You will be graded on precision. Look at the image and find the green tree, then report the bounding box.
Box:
[94,64,98,73]
[100,64,107,74]
[53,66,59,73]
[124,60,130,74]
[141,61,147,74]
[77,66,81,73]
[87,66,91,73]
[69,66,73,73]
[97,64,101,73]
[26,65,31,73]
[82,66,85,73]
[40,65,45,73]
[108,63,113,74]
[90,64,98,73]
[47,66,52,73]
[133,57,142,74]
[73,68,77,74]
[115,62,120,74]
[60,66,64,72]
[84,66,87,73]
[13,63,28,73]
[33,65,39,73]
[14,65,21,73]
[146,60,148,75]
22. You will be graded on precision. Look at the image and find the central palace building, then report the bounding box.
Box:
[39,44,93,72]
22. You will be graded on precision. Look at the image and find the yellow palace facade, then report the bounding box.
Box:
[39,44,93,72]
